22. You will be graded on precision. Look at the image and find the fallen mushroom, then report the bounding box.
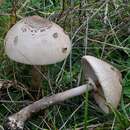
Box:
[82,55,122,113]
[4,55,122,130]
[5,15,71,98]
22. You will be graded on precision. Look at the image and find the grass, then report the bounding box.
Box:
[0,0,130,129]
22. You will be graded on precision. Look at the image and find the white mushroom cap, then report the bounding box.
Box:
[82,55,122,113]
[5,16,71,65]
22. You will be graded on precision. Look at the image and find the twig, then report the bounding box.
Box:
[0,100,32,104]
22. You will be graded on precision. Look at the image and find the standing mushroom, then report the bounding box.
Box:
[5,15,71,99]
[4,55,122,130]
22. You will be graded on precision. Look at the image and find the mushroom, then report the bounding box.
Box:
[5,15,71,98]
[82,55,122,113]
[4,55,122,130]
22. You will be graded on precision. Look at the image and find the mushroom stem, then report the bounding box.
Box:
[4,84,93,130]
[31,66,42,99]
[10,0,17,27]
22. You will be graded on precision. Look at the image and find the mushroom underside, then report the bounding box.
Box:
[82,56,122,113]
[82,58,108,112]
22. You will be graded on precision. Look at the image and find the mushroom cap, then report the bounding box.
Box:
[82,55,122,113]
[5,16,71,65]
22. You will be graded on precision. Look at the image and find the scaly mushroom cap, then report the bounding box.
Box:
[5,15,71,65]
[82,55,122,113]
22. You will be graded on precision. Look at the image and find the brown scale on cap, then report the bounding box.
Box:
[21,28,27,32]
[53,32,58,38]
[40,28,45,32]
[62,48,67,53]
[24,15,52,30]
[14,36,18,45]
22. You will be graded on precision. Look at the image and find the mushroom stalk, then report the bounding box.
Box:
[4,84,93,130]
[31,65,42,99]
[10,0,17,27]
